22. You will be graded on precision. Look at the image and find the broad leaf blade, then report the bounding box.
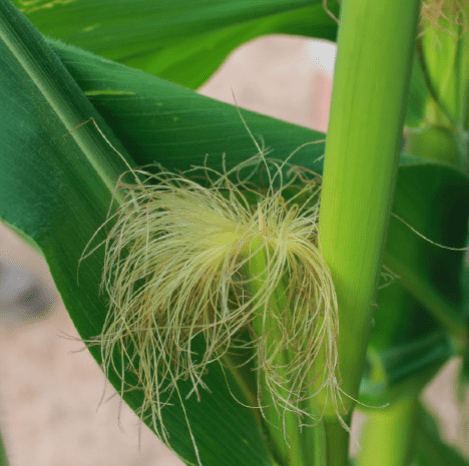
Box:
[124,4,340,88]
[412,404,469,466]
[361,160,469,405]
[0,2,274,465]
[13,0,339,87]
[49,38,327,173]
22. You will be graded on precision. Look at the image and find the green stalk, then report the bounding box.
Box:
[356,396,418,466]
[318,0,420,463]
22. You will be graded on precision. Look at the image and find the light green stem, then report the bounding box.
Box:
[248,238,305,466]
[325,416,350,466]
[318,0,420,462]
[356,397,418,466]
[247,238,327,466]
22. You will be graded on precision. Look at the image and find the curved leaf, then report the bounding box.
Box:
[412,403,469,466]
[13,0,339,87]
[49,37,327,173]
[0,2,276,465]
[361,160,469,405]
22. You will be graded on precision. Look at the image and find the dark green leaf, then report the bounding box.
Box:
[361,160,469,405]
[13,0,339,87]
[0,2,276,464]
[49,37,327,173]
[412,404,469,466]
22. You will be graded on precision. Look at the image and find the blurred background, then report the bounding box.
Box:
[0,34,466,466]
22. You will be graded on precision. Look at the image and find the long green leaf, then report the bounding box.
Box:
[412,404,469,466]
[49,38,327,173]
[361,160,469,405]
[12,0,339,87]
[0,2,274,465]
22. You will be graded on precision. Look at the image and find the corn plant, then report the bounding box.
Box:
[1,0,469,465]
